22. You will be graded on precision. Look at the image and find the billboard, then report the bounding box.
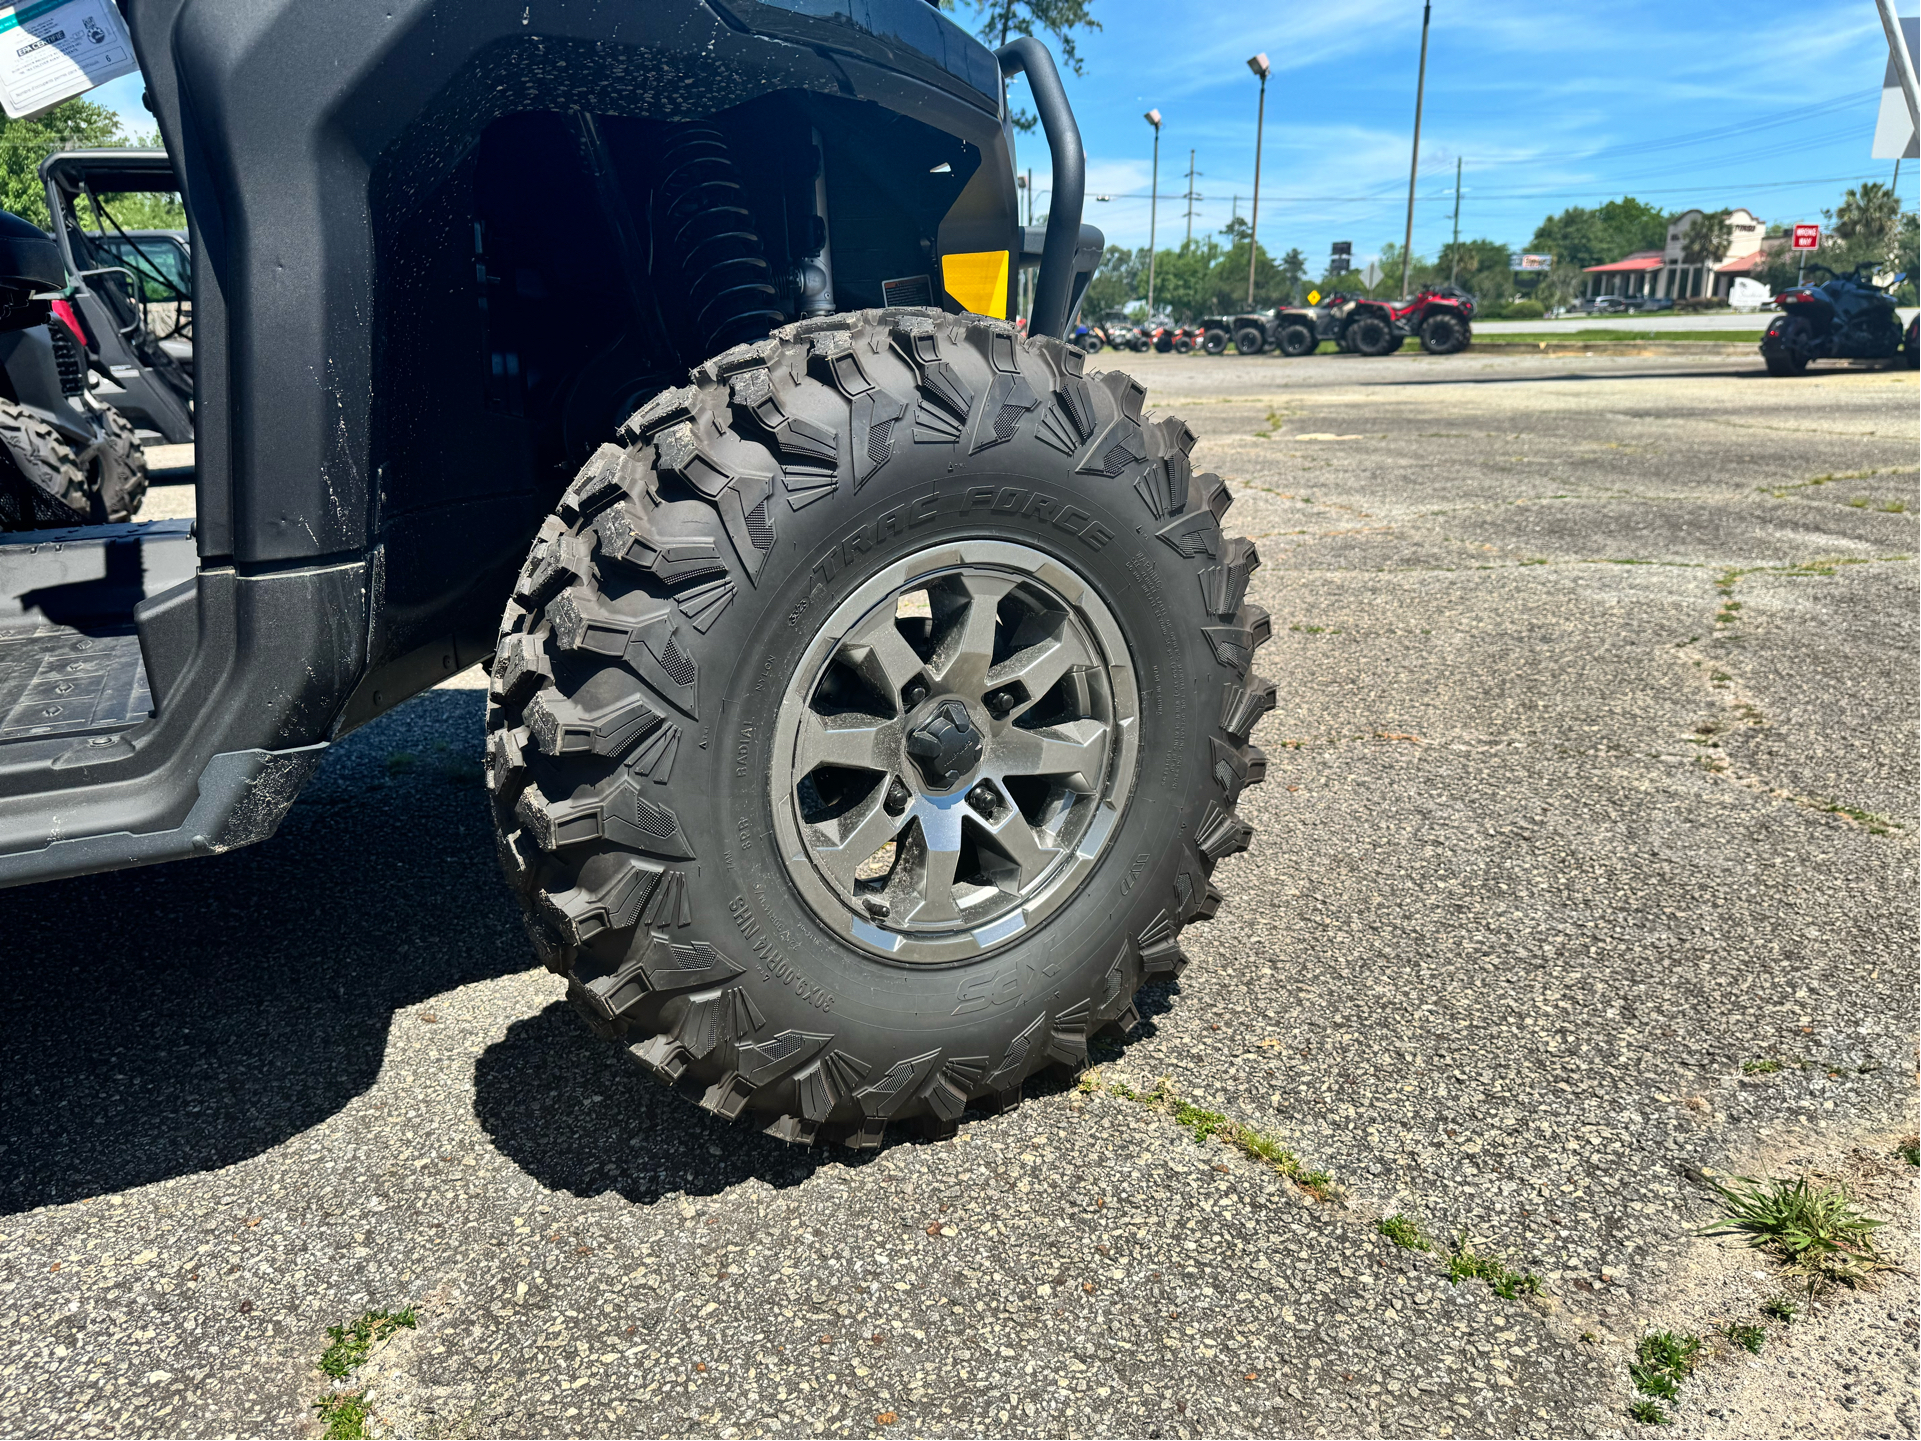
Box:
[1509,253,1554,271]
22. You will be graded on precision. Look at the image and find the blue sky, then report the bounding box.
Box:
[89,1,1914,274]
[997,0,1916,270]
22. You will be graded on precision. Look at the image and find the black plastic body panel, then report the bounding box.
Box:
[0,0,1033,886]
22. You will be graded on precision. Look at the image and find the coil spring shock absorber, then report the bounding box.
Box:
[655,124,787,359]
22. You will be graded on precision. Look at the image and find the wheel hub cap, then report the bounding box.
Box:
[770,541,1140,964]
[904,699,983,790]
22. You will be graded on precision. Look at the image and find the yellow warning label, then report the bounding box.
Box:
[941,250,1010,319]
[1307,289,1320,304]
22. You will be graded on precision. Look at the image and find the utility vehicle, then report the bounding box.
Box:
[0,0,1271,1149]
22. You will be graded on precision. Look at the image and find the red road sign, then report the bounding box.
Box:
[1791,223,1821,250]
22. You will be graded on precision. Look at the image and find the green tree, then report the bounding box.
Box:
[1276,247,1307,304]
[948,0,1100,130]
[1526,196,1668,271]
[1082,243,1141,316]
[1678,209,1732,270]
[1437,237,1513,301]
[0,97,124,227]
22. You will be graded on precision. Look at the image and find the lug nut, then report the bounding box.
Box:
[885,778,912,814]
[967,783,998,813]
[906,684,929,707]
[987,690,1016,713]
[861,895,891,919]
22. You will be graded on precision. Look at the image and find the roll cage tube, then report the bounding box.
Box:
[995,37,1083,339]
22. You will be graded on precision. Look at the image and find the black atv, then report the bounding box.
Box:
[0,212,147,529]
[1762,264,1914,375]
[0,2,1271,1151]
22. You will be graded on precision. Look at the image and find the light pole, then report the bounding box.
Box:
[1400,1,1432,301]
[1144,109,1162,316]
[1448,155,1462,287]
[1246,53,1270,307]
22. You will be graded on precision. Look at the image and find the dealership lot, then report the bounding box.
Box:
[1,348,1914,1439]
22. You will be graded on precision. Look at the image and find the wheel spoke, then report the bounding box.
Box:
[985,624,1098,718]
[974,803,1059,889]
[796,709,895,775]
[929,572,1018,697]
[993,718,1108,792]
[899,796,967,924]
[841,610,928,712]
[808,788,905,894]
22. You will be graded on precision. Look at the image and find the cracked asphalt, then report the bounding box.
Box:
[1,349,1915,1439]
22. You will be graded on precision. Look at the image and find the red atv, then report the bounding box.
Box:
[1336,284,1475,356]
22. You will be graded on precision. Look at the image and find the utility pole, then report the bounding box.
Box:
[1449,155,1462,286]
[1144,109,1162,315]
[1246,53,1270,307]
[1184,150,1198,247]
[1400,0,1432,301]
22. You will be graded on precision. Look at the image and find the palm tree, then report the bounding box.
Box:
[1678,210,1732,299]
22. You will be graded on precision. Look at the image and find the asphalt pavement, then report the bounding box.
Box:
[1,347,1915,1439]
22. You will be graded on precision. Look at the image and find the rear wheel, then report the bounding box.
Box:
[1418,311,1468,356]
[1231,325,1265,356]
[1277,322,1317,357]
[1173,335,1193,354]
[1346,312,1397,356]
[1762,316,1812,376]
[87,405,148,521]
[487,309,1271,1145]
[1202,329,1228,355]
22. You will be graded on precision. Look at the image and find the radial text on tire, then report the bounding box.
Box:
[486,307,1272,1147]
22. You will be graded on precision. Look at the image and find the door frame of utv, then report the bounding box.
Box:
[0,0,1024,887]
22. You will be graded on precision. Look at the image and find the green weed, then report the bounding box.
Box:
[1378,1214,1432,1252]
[1741,1059,1781,1075]
[1898,1138,1918,1167]
[1699,1174,1887,1288]
[385,751,416,775]
[1081,1073,1335,1200]
[1721,1321,1764,1354]
[1628,1399,1671,1425]
[320,1308,417,1379]
[1630,1331,1700,1401]
[1445,1233,1541,1299]
[313,1392,374,1440]
[1760,1294,1798,1323]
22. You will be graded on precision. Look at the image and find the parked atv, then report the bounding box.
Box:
[0,7,1270,1152]
[40,149,195,444]
[1272,302,1345,357]
[1761,265,1911,375]
[0,212,147,528]
[1334,284,1475,356]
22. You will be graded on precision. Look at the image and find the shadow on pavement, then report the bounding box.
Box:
[0,689,528,1215]
[471,976,1183,1203]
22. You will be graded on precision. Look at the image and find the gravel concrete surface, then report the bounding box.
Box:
[1,349,1915,1440]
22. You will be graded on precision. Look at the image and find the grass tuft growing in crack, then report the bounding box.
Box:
[312,1307,417,1440]
[1628,1399,1672,1426]
[1378,1214,1432,1252]
[1760,1293,1798,1323]
[314,1392,375,1440]
[320,1308,417,1378]
[1079,1072,1336,1200]
[1698,1174,1888,1289]
[1445,1232,1541,1299]
[1630,1330,1700,1402]
[1720,1321,1765,1354]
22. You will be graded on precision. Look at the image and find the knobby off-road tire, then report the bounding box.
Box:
[0,398,89,521]
[1419,312,1468,356]
[1231,325,1265,357]
[89,404,148,521]
[1277,322,1317,357]
[486,307,1272,1147]
[1346,312,1397,357]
